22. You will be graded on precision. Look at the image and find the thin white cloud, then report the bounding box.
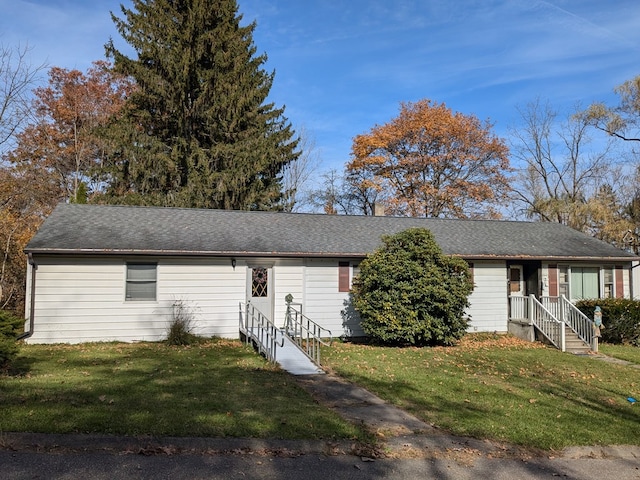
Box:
[0,0,124,69]
[2,0,638,172]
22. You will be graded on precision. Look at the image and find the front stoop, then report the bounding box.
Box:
[564,327,592,354]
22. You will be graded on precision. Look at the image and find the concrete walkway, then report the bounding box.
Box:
[586,351,640,369]
[294,371,640,462]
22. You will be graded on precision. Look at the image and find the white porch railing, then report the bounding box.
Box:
[510,295,565,351]
[509,295,597,352]
[541,296,595,348]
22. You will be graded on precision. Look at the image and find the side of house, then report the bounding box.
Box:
[25,255,361,344]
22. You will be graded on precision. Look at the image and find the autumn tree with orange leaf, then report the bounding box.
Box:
[346,99,512,218]
[0,62,131,313]
[5,61,133,203]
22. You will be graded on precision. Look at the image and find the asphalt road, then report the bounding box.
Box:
[3,449,640,480]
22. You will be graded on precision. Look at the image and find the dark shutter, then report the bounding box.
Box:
[339,262,350,292]
[615,266,624,298]
[548,264,558,297]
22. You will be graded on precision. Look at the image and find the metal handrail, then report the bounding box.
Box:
[541,295,594,348]
[239,302,284,363]
[284,301,332,366]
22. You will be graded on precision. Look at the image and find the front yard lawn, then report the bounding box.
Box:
[3,335,638,451]
[0,339,365,440]
[322,334,640,450]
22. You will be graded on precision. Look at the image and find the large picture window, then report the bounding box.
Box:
[126,263,157,301]
[570,267,599,300]
[554,265,624,300]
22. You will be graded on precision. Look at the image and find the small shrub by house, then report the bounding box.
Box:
[576,298,640,346]
[0,309,23,370]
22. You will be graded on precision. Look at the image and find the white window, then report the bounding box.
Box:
[556,265,621,300]
[126,263,157,301]
[603,267,615,298]
[558,266,569,298]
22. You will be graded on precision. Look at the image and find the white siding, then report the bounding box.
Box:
[272,260,304,328]
[466,261,508,332]
[25,255,544,344]
[159,258,246,339]
[303,258,362,338]
[26,256,245,344]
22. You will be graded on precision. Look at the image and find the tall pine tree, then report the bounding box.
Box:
[103,0,298,209]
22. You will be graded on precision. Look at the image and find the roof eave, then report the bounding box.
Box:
[23,248,370,258]
[460,254,640,262]
[24,248,640,263]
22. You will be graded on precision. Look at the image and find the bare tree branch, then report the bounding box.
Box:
[0,43,46,155]
[509,98,628,240]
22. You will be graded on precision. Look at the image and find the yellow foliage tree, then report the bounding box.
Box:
[584,75,640,143]
[0,165,56,313]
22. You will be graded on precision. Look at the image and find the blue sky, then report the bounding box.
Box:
[1,0,639,175]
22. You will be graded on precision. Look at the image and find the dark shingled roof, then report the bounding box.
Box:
[25,203,638,261]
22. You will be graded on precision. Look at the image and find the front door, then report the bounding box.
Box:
[509,265,524,296]
[247,266,273,320]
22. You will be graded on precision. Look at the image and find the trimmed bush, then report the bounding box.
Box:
[352,228,474,346]
[0,309,23,370]
[575,298,640,346]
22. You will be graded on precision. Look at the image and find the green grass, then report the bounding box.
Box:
[0,339,365,440]
[4,335,639,450]
[321,334,640,451]
[599,343,640,364]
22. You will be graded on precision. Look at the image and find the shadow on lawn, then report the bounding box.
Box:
[3,353,35,377]
[327,351,640,449]
[0,341,360,440]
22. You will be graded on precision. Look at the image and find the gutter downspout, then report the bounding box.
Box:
[17,253,36,341]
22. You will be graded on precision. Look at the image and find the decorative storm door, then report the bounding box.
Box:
[247,266,273,320]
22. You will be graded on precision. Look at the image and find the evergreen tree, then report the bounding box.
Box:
[103,0,298,209]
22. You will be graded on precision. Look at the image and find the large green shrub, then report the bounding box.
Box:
[352,228,474,346]
[0,309,23,370]
[575,298,640,346]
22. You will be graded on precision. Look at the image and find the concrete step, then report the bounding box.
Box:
[564,327,591,353]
